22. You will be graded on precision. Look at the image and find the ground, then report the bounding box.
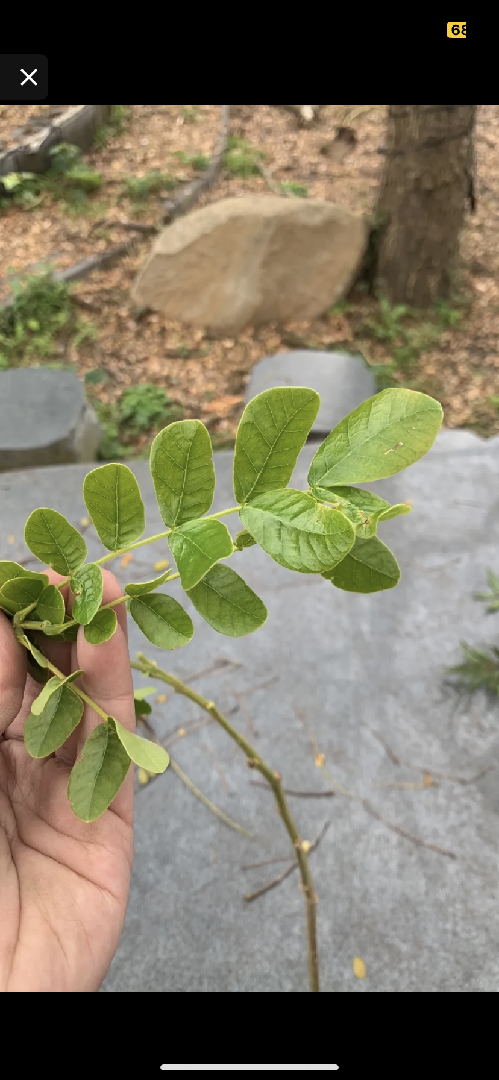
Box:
[1,103,499,458]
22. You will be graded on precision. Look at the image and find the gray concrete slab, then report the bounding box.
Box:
[1,428,499,992]
[244,350,377,436]
[0,368,101,472]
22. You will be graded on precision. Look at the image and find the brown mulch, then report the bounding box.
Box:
[1,104,499,450]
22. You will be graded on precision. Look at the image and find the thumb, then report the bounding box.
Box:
[0,609,27,736]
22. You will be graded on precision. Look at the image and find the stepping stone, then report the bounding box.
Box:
[0,368,102,472]
[244,349,377,435]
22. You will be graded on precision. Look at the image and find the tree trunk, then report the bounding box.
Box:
[374,105,477,307]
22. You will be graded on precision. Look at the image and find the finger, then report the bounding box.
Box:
[0,609,27,736]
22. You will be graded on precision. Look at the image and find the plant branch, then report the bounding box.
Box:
[168,755,253,839]
[131,653,322,992]
[244,822,331,902]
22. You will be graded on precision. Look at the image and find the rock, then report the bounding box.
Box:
[131,195,367,334]
[0,368,102,472]
[244,349,377,436]
[3,430,499,992]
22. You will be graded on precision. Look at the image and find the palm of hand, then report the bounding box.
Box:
[0,569,135,993]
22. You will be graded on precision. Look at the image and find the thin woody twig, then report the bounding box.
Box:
[244,822,331,902]
[251,781,335,799]
[169,756,253,840]
[362,801,457,859]
[371,730,492,786]
[132,653,323,992]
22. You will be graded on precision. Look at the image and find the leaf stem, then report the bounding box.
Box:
[131,652,321,992]
[43,658,109,722]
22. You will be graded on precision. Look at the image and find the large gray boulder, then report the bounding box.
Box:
[0,368,102,472]
[132,195,367,335]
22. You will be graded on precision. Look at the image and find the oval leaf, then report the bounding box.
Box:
[378,503,412,523]
[187,563,267,637]
[0,561,49,589]
[311,486,392,538]
[240,489,355,574]
[125,569,171,597]
[26,651,50,685]
[35,584,66,625]
[322,535,401,593]
[70,563,103,625]
[83,607,117,644]
[130,594,194,650]
[68,722,131,822]
[233,387,320,505]
[83,463,146,551]
[112,717,169,773]
[30,670,84,716]
[24,508,87,576]
[308,389,443,488]
[0,574,48,615]
[25,683,84,758]
[234,529,256,551]
[168,519,233,591]
[150,419,215,527]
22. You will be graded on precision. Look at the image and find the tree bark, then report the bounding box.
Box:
[374,105,477,307]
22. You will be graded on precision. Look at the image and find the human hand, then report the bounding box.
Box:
[0,568,135,992]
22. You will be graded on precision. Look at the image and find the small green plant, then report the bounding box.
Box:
[224,136,264,177]
[445,570,499,696]
[179,106,199,123]
[0,272,96,367]
[123,171,177,201]
[0,171,44,209]
[172,150,209,171]
[281,181,309,197]
[47,144,104,200]
[119,384,182,433]
[93,105,131,149]
[0,385,443,991]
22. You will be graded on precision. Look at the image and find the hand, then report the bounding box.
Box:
[0,568,135,993]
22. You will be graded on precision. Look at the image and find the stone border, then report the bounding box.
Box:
[0,105,112,177]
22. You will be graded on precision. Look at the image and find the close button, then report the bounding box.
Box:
[0,54,47,100]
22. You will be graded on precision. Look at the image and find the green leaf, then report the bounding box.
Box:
[35,584,66,625]
[311,485,392,538]
[24,637,49,668]
[24,508,87,576]
[130,594,194,650]
[240,489,355,574]
[0,561,49,589]
[133,686,157,701]
[308,389,443,488]
[83,607,117,644]
[0,575,48,615]
[133,686,156,716]
[67,721,131,822]
[124,569,171,597]
[30,670,84,716]
[233,387,320,505]
[26,652,50,684]
[83,463,146,551]
[322,535,401,593]
[168,519,233,591]
[377,503,412,523]
[234,529,257,551]
[187,563,267,637]
[150,419,215,527]
[25,683,84,758]
[111,717,169,773]
[70,563,103,625]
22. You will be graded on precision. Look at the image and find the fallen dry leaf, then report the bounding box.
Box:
[121,553,133,568]
[353,957,367,980]
[154,559,170,571]
[156,694,167,703]
[315,753,326,769]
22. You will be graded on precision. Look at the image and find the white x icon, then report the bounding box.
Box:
[20,69,37,86]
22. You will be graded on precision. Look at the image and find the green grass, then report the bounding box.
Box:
[93,106,131,149]
[280,182,309,198]
[0,143,105,214]
[444,571,499,697]
[172,150,209,172]
[224,136,264,178]
[122,171,178,201]
[356,295,465,392]
[0,272,96,368]
[179,106,200,124]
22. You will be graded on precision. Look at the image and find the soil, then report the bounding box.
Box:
[1,103,498,454]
